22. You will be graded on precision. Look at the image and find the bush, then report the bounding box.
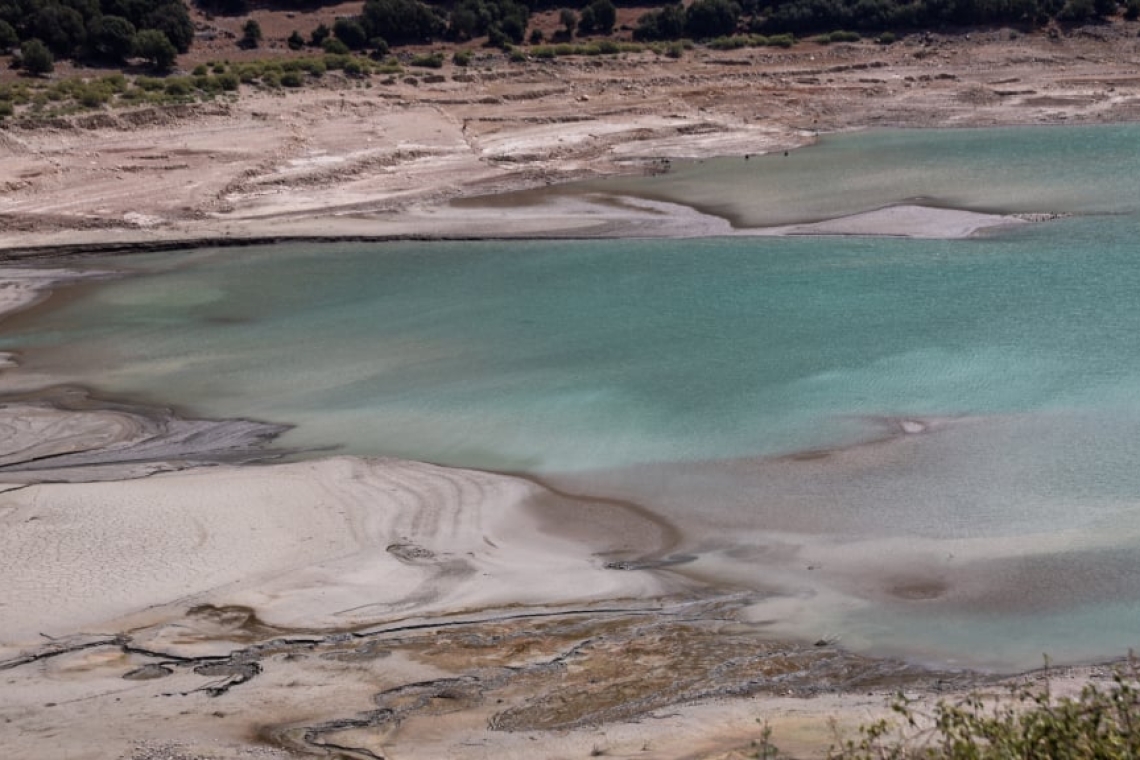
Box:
[0,20,16,52]
[877,31,896,43]
[453,49,472,65]
[334,17,369,49]
[20,39,54,75]
[240,19,262,49]
[287,30,305,50]
[164,77,193,97]
[635,4,686,40]
[280,70,304,87]
[577,0,616,34]
[215,71,240,90]
[1126,0,1140,17]
[686,0,740,38]
[410,51,445,67]
[134,28,177,70]
[831,663,1140,760]
[322,37,350,54]
[0,100,14,118]
[361,0,446,44]
[310,24,331,46]
[91,16,137,62]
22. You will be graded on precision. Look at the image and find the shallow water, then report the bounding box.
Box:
[4,124,1140,670]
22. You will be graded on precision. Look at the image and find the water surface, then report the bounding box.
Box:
[5,124,1140,670]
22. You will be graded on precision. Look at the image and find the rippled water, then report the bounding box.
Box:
[5,124,1140,670]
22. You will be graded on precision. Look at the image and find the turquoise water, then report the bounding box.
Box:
[560,123,1140,225]
[5,124,1140,669]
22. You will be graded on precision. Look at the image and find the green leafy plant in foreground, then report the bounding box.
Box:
[829,659,1140,760]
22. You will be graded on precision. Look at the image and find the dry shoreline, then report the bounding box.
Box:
[4,27,1140,759]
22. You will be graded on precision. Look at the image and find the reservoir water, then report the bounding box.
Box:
[4,124,1140,670]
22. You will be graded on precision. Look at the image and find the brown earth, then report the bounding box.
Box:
[3,21,1140,253]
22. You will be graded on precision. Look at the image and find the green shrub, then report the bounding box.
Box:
[101,74,128,93]
[0,100,14,119]
[241,19,262,49]
[1125,0,1140,17]
[877,31,896,44]
[767,33,795,47]
[280,70,304,87]
[409,51,444,68]
[453,49,472,66]
[78,87,109,108]
[507,46,527,62]
[164,77,193,97]
[300,58,326,76]
[136,76,165,91]
[322,37,350,55]
[20,38,54,75]
[215,72,240,91]
[831,663,1140,760]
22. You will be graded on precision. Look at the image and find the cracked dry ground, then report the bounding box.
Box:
[0,596,978,760]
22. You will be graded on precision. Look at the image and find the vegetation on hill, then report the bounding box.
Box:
[0,0,192,71]
[1,0,1135,78]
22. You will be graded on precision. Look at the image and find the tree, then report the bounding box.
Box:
[240,18,261,48]
[91,15,136,61]
[333,17,368,49]
[634,3,685,39]
[33,4,87,56]
[361,0,445,44]
[133,27,176,69]
[559,7,577,37]
[309,23,330,46]
[577,0,616,34]
[685,0,739,38]
[0,19,16,51]
[20,37,54,74]
[287,29,304,49]
[143,2,193,52]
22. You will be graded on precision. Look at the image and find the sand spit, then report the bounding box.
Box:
[0,388,289,481]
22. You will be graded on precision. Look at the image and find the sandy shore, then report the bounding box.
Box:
[5,26,1140,254]
[3,25,1140,760]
